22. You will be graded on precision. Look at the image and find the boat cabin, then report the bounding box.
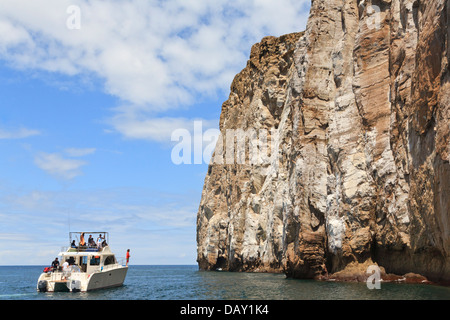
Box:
[58,232,119,273]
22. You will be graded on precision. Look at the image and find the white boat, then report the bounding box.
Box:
[37,232,128,292]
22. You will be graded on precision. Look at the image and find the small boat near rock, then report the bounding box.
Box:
[37,232,128,292]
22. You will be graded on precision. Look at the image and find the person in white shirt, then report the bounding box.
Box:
[97,234,104,249]
[62,260,70,280]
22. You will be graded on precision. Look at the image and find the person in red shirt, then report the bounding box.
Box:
[126,249,130,266]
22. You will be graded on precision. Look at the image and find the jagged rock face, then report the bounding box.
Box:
[197,0,450,282]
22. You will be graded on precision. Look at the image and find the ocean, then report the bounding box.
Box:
[0,265,449,301]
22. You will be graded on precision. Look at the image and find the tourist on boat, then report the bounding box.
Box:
[51,257,60,271]
[62,259,70,280]
[79,232,86,247]
[97,234,104,249]
[126,249,130,266]
[88,235,96,247]
[71,240,77,249]
[68,256,75,265]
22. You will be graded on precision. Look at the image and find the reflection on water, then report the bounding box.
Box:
[195,270,450,300]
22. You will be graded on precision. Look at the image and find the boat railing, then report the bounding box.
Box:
[43,265,84,280]
[61,245,106,253]
[101,257,126,271]
[116,257,126,266]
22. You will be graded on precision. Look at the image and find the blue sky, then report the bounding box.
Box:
[0,0,310,265]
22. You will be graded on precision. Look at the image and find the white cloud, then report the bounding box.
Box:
[0,126,41,139]
[0,0,310,141]
[34,152,87,180]
[64,147,96,157]
[0,233,32,242]
[108,109,218,143]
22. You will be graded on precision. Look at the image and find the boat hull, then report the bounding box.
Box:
[37,266,128,292]
[86,266,128,291]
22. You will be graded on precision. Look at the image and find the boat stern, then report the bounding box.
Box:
[37,271,88,292]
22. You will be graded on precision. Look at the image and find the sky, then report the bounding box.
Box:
[0,0,310,266]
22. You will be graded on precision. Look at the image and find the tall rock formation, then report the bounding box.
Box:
[197,0,450,283]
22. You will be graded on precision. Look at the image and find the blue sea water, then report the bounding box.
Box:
[0,265,449,300]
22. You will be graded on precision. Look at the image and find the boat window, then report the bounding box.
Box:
[104,255,116,266]
[90,256,100,266]
[80,256,88,272]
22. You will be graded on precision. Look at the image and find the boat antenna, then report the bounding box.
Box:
[68,207,71,233]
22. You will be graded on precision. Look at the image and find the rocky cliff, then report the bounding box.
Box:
[197,0,450,283]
